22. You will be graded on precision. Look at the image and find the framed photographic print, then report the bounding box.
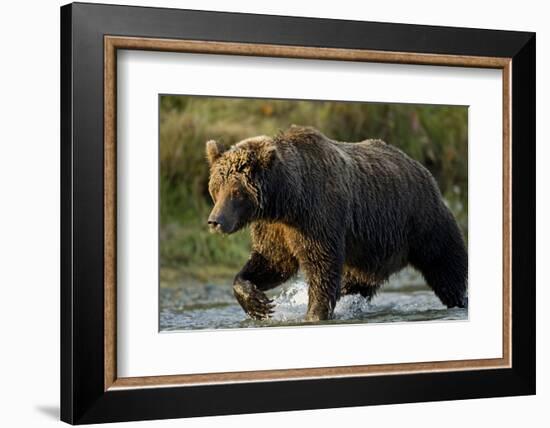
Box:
[60,2,536,424]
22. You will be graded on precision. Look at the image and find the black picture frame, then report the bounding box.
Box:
[61,2,535,424]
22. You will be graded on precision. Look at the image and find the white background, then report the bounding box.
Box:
[0,0,547,427]
[118,51,503,377]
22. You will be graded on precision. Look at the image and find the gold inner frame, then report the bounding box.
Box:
[104,35,512,391]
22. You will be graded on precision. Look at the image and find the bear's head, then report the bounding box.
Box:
[206,136,277,234]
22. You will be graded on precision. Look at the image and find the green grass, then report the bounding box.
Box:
[159,96,468,286]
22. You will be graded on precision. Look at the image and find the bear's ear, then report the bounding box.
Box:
[206,140,224,165]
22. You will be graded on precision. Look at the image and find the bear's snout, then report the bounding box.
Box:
[208,203,239,234]
[207,189,255,234]
[207,213,226,233]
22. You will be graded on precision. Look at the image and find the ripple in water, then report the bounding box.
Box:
[160,273,468,331]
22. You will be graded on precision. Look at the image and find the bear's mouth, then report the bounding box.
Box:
[208,222,225,234]
[208,221,239,235]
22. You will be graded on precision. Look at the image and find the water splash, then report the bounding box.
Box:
[270,279,374,322]
[160,269,467,331]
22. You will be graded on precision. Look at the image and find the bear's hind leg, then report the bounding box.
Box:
[410,220,468,309]
[419,261,467,308]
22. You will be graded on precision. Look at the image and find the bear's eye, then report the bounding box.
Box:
[234,159,253,174]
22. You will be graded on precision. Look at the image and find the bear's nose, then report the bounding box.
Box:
[207,214,224,230]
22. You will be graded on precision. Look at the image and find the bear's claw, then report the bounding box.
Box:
[233,281,275,320]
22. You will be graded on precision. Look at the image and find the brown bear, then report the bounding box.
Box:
[206,126,467,321]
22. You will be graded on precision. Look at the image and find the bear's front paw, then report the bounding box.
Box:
[233,280,275,320]
[305,302,333,322]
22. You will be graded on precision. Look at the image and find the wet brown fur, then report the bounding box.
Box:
[206,126,468,321]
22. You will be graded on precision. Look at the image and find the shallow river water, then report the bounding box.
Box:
[160,270,468,331]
